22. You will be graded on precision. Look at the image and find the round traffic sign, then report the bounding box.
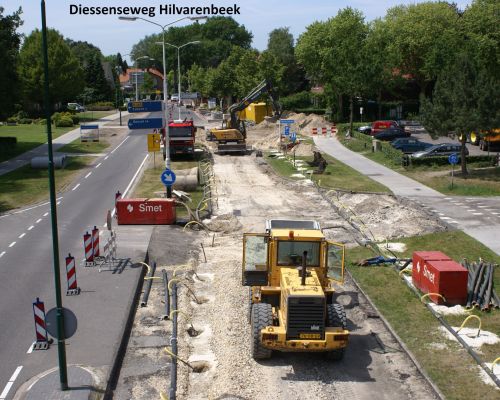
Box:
[45,307,78,339]
[161,168,176,186]
[448,153,459,165]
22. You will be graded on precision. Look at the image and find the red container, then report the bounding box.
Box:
[116,198,176,225]
[419,260,468,305]
[412,251,451,291]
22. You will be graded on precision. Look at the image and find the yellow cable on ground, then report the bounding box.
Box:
[420,293,446,304]
[160,392,169,400]
[137,261,151,275]
[492,357,500,373]
[144,276,162,281]
[399,267,412,278]
[456,315,482,338]
[163,347,195,370]
[183,221,204,231]
[168,309,190,320]
[168,278,182,291]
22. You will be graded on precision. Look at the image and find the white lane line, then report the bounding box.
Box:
[72,183,81,191]
[19,233,26,239]
[0,252,5,258]
[95,163,102,169]
[0,366,23,399]
[56,201,61,205]
[444,197,452,200]
[449,221,459,224]
[439,217,451,220]
[104,156,109,160]
[85,172,92,179]
[439,213,445,216]
[492,212,500,215]
[0,196,63,219]
[43,212,48,217]
[36,218,42,223]
[8,242,16,248]
[473,213,484,216]
[467,209,476,212]
[26,343,34,354]
[110,136,129,154]
[477,205,487,208]
[111,153,149,218]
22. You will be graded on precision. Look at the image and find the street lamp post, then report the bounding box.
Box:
[119,16,206,199]
[164,41,201,120]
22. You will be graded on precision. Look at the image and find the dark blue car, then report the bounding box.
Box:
[391,138,433,154]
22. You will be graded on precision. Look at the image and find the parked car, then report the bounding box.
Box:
[358,125,372,135]
[371,120,399,135]
[411,143,469,158]
[374,127,409,141]
[390,138,433,153]
[67,103,85,112]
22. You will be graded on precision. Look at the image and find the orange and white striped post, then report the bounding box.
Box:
[322,127,327,135]
[32,298,49,350]
[312,127,318,135]
[83,231,94,266]
[65,253,80,295]
[92,226,99,257]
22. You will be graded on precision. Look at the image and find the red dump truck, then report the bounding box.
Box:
[161,120,196,158]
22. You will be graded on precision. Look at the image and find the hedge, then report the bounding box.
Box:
[407,154,498,167]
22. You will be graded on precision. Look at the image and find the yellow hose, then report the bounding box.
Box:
[168,309,190,320]
[163,347,195,370]
[137,261,151,275]
[492,357,500,373]
[168,278,182,291]
[144,276,162,281]
[420,293,446,304]
[456,315,482,338]
[160,392,169,400]
[399,267,412,278]
[183,221,204,231]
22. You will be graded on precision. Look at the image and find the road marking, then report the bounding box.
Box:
[0,252,5,258]
[439,216,451,220]
[85,172,92,179]
[104,156,109,160]
[110,136,129,154]
[449,221,459,224]
[19,233,26,239]
[0,366,23,399]
[444,197,452,200]
[477,205,487,208]
[467,209,476,212]
[492,212,500,215]
[111,153,149,218]
[473,213,484,216]
[439,213,445,216]
[43,212,48,217]
[8,242,16,248]
[95,163,102,169]
[26,343,34,354]
[72,183,81,191]
[57,201,61,205]
[36,218,42,223]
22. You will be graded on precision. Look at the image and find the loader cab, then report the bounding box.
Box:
[242,220,345,287]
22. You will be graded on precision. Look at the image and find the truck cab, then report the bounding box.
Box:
[161,120,196,158]
[242,219,349,360]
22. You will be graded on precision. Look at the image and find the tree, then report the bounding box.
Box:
[0,6,22,119]
[384,2,461,97]
[18,29,84,110]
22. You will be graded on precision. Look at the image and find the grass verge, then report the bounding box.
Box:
[0,156,93,213]
[347,230,499,400]
[57,138,110,154]
[340,133,500,196]
[265,152,390,193]
[0,124,74,162]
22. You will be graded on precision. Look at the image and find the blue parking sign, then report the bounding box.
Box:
[284,125,290,136]
[448,153,459,165]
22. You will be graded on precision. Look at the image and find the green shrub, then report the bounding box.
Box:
[69,114,79,124]
[87,101,114,111]
[6,117,17,124]
[18,118,33,124]
[408,155,496,167]
[295,108,326,115]
[56,116,74,127]
[280,91,311,110]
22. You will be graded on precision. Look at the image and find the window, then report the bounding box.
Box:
[277,241,320,266]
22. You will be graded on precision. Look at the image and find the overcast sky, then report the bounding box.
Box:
[4,0,471,62]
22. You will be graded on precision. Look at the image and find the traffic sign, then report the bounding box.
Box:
[280,119,294,124]
[284,125,290,136]
[127,101,163,113]
[45,307,78,339]
[128,118,164,130]
[161,168,176,186]
[148,133,161,152]
[291,132,297,142]
[448,153,459,165]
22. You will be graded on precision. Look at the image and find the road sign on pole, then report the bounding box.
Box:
[128,118,164,130]
[280,119,294,124]
[291,132,297,142]
[284,125,290,136]
[448,153,459,189]
[148,133,161,152]
[161,168,176,187]
[127,101,163,113]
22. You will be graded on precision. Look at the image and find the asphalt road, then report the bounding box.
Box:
[0,110,165,398]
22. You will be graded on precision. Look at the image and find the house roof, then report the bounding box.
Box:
[120,68,164,84]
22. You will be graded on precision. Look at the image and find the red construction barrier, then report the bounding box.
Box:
[32,298,49,349]
[116,198,176,225]
[322,127,327,135]
[92,226,99,257]
[312,127,318,135]
[83,231,93,264]
[331,126,337,135]
[65,253,80,295]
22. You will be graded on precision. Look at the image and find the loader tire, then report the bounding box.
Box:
[325,303,347,361]
[251,303,272,360]
[247,286,252,324]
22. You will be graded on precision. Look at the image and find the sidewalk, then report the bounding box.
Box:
[0,111,130,176]
[314,136,500,255]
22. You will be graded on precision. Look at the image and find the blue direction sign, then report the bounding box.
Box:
[127,101,163,113]
[161,168,176,186]
[280,119,294,124]
[128,118,164,130]
[291,132,297,142]
[284,125,290,136]
[448,153,459,165]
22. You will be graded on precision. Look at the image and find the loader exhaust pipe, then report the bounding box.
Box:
[301,251,308,286]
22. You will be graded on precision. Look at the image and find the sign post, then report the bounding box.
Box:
[128,118,164,130]
[448,153,459,189]
[161,168,176,194]
[148,132,161,168]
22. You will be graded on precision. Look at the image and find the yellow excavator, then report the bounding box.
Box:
[207,79,281,154]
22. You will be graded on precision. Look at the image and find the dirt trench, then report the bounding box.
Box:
[175,154,439,400]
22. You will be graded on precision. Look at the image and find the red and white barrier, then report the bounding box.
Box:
[83,231,94,266]
[312,127,318,135]
[32,298,49,350]
[92,226,100,257]
[322,127,327,135]
[65,253,80,295]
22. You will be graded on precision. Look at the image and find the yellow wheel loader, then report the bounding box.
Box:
[242,220,349,360]
[207,79,281,154]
